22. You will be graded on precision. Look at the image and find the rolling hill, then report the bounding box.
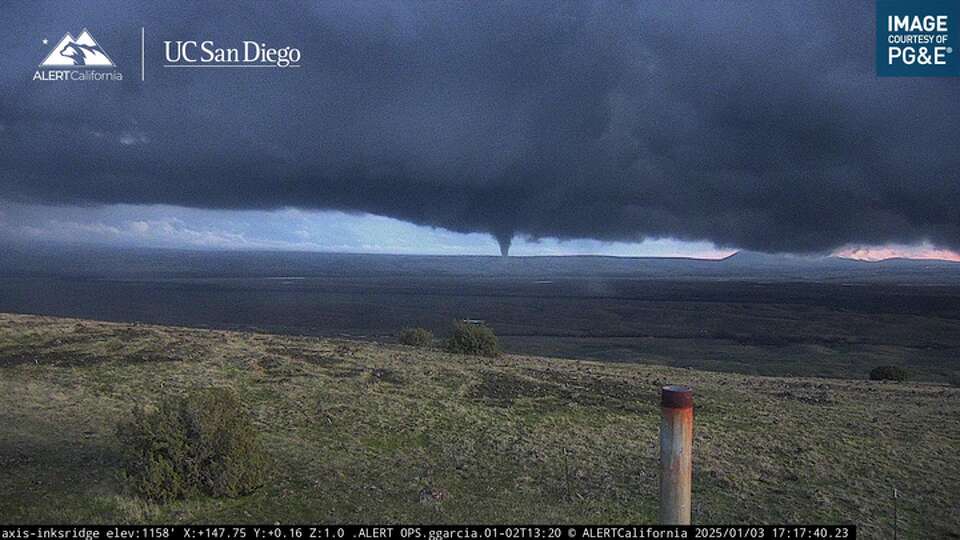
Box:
[0,313,957,537]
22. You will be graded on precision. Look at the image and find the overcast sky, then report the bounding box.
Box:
[1,2,957,259]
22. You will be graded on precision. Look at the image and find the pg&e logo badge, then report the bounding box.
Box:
[877,0,959,76]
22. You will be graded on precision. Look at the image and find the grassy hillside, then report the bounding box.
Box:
[0,313,957,538]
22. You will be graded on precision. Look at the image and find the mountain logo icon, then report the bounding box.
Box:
[40,29,116,68]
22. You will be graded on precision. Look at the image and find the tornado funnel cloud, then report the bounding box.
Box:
[496,234,512,257]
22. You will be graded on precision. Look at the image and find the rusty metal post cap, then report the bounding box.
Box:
[661,385,693,408]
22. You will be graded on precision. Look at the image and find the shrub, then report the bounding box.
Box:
[399,327,433,347]
[446,321,500,357]
[116,387,268,501]
[869,365,909,382]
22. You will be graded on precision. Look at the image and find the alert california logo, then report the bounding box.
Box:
[34,28,123,81]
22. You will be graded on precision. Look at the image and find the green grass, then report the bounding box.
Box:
[0,313,957,537]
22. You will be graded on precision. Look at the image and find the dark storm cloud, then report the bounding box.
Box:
[0,1,958,254]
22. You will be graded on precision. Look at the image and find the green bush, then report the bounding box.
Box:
[399,327,433,347]
[869,365,909,382]
[446,321,500,357]
[116,387,268,501]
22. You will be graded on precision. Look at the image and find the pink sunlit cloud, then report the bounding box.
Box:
[834,244,960,262]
